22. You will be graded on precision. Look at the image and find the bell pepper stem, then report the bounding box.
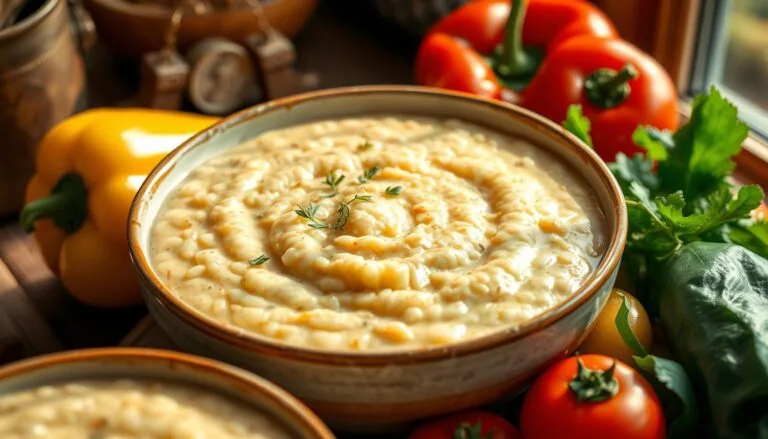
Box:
[584,63,639,109]
[19,173,88,234]
[568,357,620,403]
[495,0,537,80]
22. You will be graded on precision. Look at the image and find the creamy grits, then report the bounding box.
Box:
[0,379,292,439]
[149,116,605,350]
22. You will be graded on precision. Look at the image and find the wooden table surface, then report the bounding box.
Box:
[0,0,418,366]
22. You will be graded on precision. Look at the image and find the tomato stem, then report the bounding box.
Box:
[568,357,619,403]
[584,63,639,109]
[495,0,538,82]
[19,173,88,234]
[453,422,494,439]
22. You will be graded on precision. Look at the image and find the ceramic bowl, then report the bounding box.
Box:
[83,0,319,59]
[128,86,627,433]
[0,347,334,438]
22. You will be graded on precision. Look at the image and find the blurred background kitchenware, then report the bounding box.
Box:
[82,0,319,59]
[0,0,92,215]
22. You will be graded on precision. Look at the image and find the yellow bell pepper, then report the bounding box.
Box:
[20,108,218,308]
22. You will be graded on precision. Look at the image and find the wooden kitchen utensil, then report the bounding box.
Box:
[242,0,318,101]
[136,5,189,109]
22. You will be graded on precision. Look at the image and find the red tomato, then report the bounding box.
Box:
[520,355,665,439]
[409,411,520,439]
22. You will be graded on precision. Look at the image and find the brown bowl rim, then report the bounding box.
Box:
[0,347,335,438]
[128,85,627,366]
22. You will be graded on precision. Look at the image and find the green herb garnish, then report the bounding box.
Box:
[384,186,403,196]
[294,196,372,231]
[562,104,593,147]
[248,254,270,265]
[294,203,327,229]
[321,171,346,198]
[358,140,374,150]
[358,165,380,183]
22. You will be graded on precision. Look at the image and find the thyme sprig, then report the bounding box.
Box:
[248,254,270,265]
[384,186,403,196]
[321,171,345,198]
[295,195,372,231]
[357,165,380,183]
[294,203,327,229]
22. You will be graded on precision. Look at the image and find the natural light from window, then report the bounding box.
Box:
[708,0,768,137]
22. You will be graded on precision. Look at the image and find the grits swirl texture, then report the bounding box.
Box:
[150,116,605,350]
[0,380,291,438]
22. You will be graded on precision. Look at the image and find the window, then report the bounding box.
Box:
[691,0,768,138]
[592,0,768,186]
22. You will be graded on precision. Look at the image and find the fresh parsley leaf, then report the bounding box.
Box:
[657,86,749,201]
[632,126,671,161]
[609,153,658,194]
[656,185,763,238]
[562,104,593,147]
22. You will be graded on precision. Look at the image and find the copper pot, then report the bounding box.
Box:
[0,0,89,215]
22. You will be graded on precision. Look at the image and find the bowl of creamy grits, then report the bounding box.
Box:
[128,86,627,432]
[0,348,334,438]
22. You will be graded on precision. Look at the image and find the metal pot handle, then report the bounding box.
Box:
[67,0,97,54]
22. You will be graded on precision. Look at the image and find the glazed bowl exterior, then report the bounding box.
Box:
[0,347,334,438]
[128,86,627,432]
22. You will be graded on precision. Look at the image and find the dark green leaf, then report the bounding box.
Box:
[562,104,593,147]
[614,286,698,438]
[728,220,768,258]
[609,153,659,194]
[660,243,768,439]
[632,126,671,161]
[633,355,699,438]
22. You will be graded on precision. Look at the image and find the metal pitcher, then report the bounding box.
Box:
[0,0,92,215]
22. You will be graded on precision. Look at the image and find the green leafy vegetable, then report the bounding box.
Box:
[615,293,698,438]
[728,220,768,256]
[656,87,749,203]
[659,243,768,439]
[562,104,592,147]
[631,126,670,161]
[608,153,658,194]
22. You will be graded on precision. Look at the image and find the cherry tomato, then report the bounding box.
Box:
[520,355,665,439]
[578,289,652,365]
[408,411,520,439]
